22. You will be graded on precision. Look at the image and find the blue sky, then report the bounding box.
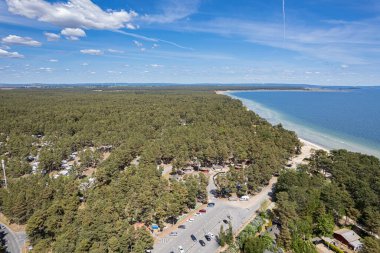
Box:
[0,0,379,85]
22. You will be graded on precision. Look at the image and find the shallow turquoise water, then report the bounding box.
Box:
[228,87,380,157]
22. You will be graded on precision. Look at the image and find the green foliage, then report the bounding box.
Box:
[361,237,380,253]
[275,149,380,253]
[0,89,300,251]
[323,241,344,253]
[242,234,273,253]
[219,225,226,246]
[315,213,335,237]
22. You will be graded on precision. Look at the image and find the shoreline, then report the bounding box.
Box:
[217,89,329,156]
[217,90,380,158]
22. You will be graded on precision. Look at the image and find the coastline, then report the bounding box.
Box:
[216,89,380,158]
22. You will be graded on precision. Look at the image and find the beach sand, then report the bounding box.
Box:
[291,138,328,168]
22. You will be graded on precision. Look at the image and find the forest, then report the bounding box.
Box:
[273,150,380,253]
[0,88,299,252]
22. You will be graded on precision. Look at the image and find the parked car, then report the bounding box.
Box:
[199,240,206,246]
[169,232,178,236]
[208,232,214,238]
[191,234,197,241]
[228,196,238,201]
[199,209,206,213]
[187,218,194,222]
[223,219,229,224]
[205,234,211,241]
[239,195,249,201]
[178,246,184,253]
[178,225,186,229]
[207,202,215,207]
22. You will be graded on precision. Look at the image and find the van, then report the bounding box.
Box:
[239,195,249,201]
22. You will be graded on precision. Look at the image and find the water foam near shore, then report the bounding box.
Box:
[220,90,380,158]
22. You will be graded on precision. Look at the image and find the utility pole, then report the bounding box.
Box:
[1,160,7,189]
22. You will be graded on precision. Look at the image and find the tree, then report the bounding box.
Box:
[218,225,226,246]
[361,237,380,253]
[315,213,335,237]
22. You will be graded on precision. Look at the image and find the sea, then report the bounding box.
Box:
[226,87,380,158]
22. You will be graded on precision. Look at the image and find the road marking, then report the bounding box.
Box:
[160,238,170,243]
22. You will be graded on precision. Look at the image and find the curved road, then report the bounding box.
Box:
[0,223,26,253]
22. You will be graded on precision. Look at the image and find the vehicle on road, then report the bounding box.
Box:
[228,196,238,201]
[199,209,206,213]
[178,225,186,229]
[239,195,249,201]
[199,240,206,246]
[223,219,229,224]
[205,234,211,241]
[207,202,215,207]
[178,246,184,253]
[191,234,197,241]
[169,232,178,236]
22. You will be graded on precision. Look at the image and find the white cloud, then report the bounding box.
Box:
[341,64,349,68]
[61,28,86,40]
[6,0,138,30]
[150,64,163,68]
[44,32,60,41]
[141,0,201,24]
[49,59,58,62]
[178,16,380,64]
[0,48,24,58]
[81,62,88,66]
[107,70,122,74]
[108,49,124,53]
[133,40,143,47]
[39,67,52,72]
[80,49,103,55]
[2,35,41,46]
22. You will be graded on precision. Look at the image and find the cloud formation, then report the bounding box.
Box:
[6,0,137,30]
[2,35,41,46]
[61,28,86,40]
[0,48,24,58]
[80,49,103,55]
[141,0,201,24]
[44,32,60,41]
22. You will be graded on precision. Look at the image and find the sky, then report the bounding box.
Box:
[0,0,379,85]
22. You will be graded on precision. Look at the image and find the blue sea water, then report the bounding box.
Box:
[227,87,380,158]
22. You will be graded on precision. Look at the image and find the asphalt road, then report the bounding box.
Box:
[152,173,277,253]
[0,224,26,253]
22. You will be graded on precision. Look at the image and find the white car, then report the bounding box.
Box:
[178,245,185,253]
[208,232,214,238]
[187,218,195,222]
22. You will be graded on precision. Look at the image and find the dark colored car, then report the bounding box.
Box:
[207,202,215,207]
[191,234,197,241]
[178,225,186,229]
[223,219,228,224]
[199,240,206,246]
[205,234,211,241]
[199,209,207,213]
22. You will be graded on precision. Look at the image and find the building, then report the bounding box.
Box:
[333,228,363,251]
